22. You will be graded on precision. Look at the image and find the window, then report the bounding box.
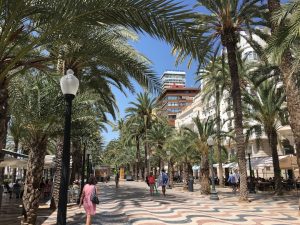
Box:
[167,102,178,106]
[166,96,178,100]
[168,115,176,119]
[168,108,181,113]
[246,51,259,61]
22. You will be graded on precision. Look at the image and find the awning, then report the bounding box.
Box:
[0,155,56,169]
[254,155,297,169]
[223,162,238,168]
[278,155,297,169]
[0,158,27,168]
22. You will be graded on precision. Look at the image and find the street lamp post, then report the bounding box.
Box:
[144,115,149,177]
[207,136,219,200]
[57,69,79,225]
[247,148,256,194]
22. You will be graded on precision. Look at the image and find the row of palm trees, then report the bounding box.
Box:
[177,0,300,201]
[105,64,287,195]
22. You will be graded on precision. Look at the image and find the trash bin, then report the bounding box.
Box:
[188,178,194,192]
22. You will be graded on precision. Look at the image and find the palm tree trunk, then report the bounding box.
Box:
[170,160,174,188]
[50,137,63,209]
[22,136,48,225]
[144,142,148,179]
[200,153,210,194]
[268,0,300,209]
[70,141,81,184]
[223,32,248,201]
[269,129,283,195]
[12,140,19,182]
[268,0,300,178]
[0,77,9,208]
[216,89,224,187]
[135,136,140,181]
[183,161,189,191]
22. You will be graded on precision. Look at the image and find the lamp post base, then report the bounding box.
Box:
[210,190,219,200]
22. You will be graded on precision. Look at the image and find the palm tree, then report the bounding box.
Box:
[185,117,215,195]
[123,117,145,181]
[266,0,300,177]
[177,0,265,201]
[198,58,229,187]
[165,132,197,191]
[147,119,173,174]
[243,79,287,195]
[126,92,157,177]
[9,73,63,224]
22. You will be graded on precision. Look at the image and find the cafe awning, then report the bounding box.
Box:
[254,155,297,169]
[0,155,56,169]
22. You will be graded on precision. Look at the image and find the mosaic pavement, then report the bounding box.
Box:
[39,182,300,225]
[1,181,300,225]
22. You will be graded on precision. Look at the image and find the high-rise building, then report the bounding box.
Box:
[161,70,186,89]
[157,70,199,126]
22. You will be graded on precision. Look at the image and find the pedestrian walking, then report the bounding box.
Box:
[227,170,239,194]
[147,172,156,196]
[79,175,98,225]
[8,181,13,199]
[13,181,21,199]
[158,169,169,197]
[44,179,52,199]
[115,172,120,188]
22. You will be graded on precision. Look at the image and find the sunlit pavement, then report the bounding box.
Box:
[39,180,300,225]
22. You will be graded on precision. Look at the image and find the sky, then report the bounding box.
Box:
[102,0,204,144]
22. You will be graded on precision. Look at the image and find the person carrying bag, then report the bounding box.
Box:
[79,175,99,225]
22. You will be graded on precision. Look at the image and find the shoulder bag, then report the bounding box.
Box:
[90,186,99,204]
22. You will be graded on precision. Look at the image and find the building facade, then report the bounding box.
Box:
[161,70,186,89]
[157,87,199,127]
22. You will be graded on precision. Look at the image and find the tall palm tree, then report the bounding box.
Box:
[147,119,173,174]
[198,58,229,187]
[243,79,287,195]
[165,132,197,191]
[9,73,63,224]
[126,92,157,177]
[266,0,300,177]
[177,0,264,201]
[185,117,215,195]
[123,117,144,181]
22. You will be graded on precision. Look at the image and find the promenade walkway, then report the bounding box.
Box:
[41,181,300,225]
[1,181,300,224]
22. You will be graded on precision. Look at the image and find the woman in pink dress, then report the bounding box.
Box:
[79,175,98,225]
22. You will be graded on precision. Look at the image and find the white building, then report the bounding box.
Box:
[161,70,186,89]
[175,31,297,179]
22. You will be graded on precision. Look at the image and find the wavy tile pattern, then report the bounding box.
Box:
[39,182,300,225]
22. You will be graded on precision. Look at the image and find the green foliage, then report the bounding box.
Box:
[9,72,63,144]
